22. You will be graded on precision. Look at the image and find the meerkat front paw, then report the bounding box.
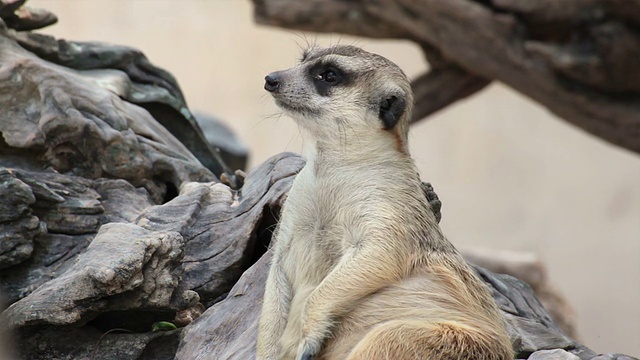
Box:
[296,339,319,360]
[297,322,325,359]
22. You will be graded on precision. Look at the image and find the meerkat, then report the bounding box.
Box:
[256,45,514,360]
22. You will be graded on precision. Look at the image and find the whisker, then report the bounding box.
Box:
[252,111,284,131]
[283,124,302,154]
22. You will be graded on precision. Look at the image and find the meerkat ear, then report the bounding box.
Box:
[378,95,406,130]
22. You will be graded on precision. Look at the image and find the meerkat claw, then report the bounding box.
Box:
[296,338,319,360]
[299,352,316,360]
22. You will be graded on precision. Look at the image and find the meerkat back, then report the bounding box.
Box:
[257,45,513,360]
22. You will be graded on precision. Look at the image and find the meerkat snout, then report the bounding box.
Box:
[264,72,281,92]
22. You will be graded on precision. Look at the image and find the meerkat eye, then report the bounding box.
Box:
[314,69,340,83]
[310,65,346,96]
[323,70,338,82]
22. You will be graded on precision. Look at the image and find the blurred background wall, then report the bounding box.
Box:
[30,0,639,356]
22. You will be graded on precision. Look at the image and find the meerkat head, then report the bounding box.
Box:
[264,45,413,153]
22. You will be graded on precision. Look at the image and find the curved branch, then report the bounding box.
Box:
[411,64,490,122]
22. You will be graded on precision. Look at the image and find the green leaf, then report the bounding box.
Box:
[151,321,177,332]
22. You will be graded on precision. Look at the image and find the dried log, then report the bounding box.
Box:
[0,0,56,31]
[175,252,272,360]
[0,169,40,270]
[134,152,302,305]
[0,169,155,305]
[252,0,640,154]
[16,326,180,360]
[1,152,301,318]
[4,20,235,181]
[1,151,301,359]
[5,223,192,328]
[0,25,216,203]
[410,57,491,122]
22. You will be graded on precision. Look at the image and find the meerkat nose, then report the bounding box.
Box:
[264,73,281,92]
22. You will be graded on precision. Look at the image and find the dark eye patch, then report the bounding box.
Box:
[308,61,351,97]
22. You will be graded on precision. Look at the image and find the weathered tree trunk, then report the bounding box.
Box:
[252,0,640,155]
[0,2,637,360]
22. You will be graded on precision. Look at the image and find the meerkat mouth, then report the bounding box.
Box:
[275,98,319,116]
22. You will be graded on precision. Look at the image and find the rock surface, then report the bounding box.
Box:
[4,223,189,328]
[0,169,39,269]
[528,349,581,360]
[0,25,217,203]
[8,28,232,181]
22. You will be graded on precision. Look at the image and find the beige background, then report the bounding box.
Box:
[31,0,640,356]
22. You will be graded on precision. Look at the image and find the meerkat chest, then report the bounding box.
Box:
[279,167,366,284]
[287,167,366,237]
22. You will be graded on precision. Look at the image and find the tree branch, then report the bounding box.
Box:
[411,64,490,123]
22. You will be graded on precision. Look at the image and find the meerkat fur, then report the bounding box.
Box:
[256,45,514,360]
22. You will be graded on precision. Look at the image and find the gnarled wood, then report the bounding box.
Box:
[411,60,491,122]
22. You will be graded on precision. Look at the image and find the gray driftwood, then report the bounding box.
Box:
[252,0,640,155]
[0,2,637,360]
